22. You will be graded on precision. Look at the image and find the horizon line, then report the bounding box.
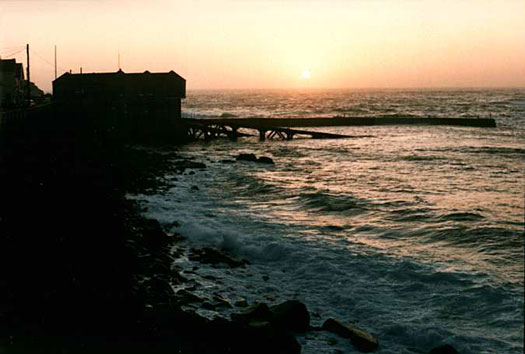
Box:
[185,86,525,91]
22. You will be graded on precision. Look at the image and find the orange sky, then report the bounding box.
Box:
[1,0,524,92]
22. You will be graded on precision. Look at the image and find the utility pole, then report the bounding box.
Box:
[54,45,57,80]
[26,43,30,106]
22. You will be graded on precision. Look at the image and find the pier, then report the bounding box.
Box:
[199,116,497,128]
[181,115,496,141]
[182,118,358,141]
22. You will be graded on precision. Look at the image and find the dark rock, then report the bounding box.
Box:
[212,294,233,308]
[220,159,236,164]
[257,156,274,164]
[234,298,248,307]
[201,301,216,310]
[145,277,175,299]
[322,318,379,352]
[236,153,258,162]
[189,247,247,268]
[142,218,169,250]
[231,302,272,324]
[270,300,310,333]
[191,185,199,191]
[202,274,218,280]
[175,160,207,169]
[428,344,460,354]
[175,289,203,304]
[262,275,270,281]
[188,171,195,175]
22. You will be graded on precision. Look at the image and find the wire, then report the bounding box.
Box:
[0,45,25,53]
[31,48,68,74]
[1,48,25,58]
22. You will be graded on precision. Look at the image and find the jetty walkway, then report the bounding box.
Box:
[182,116,496,141]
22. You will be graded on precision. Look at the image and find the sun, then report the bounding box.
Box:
[301,70,311,79]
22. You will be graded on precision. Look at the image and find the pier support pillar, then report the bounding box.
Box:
[259,129,266,141]
[230,126,238,141]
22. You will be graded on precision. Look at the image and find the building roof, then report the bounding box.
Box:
[53,69,186,99]
[0,59,17,72]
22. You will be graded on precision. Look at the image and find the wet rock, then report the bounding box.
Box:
[220,159,236,164]
[202,274,218,281]
[175,160,207,169]
[234,298,248,308]
[212,294,233,308]
[191,185,199,191]
[201,301,216,310]
[188,171,195,175]
[257,156,274,164]
[142,218,169,250]
[236,153,258,162]
[231,302,272,324]
[262,275,270,281]
[189,247,247,268]
[270,300,310,333]
[322,318,379,352]
[145,277,175,299]
[428,344,460,354]
[176,289,203,304]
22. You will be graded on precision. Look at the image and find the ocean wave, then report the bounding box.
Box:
[298,191,366,213]
[401,155,448,161]
[437,212,485,222]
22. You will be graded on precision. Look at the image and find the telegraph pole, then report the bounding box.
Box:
[26,43,30,106]
[54,45,57,80]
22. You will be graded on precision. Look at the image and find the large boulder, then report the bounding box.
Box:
[236,153,258,162]
[270,300,310,332]
[428,344,460,354]
[257,156,274,164]
[322,318,379,352]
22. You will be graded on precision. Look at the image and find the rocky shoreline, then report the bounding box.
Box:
[0,108,459,353]
[126,150,461,354]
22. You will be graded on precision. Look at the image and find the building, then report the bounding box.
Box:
[52,69,186,140]
[53,69,185,116]
[0,59,25,109]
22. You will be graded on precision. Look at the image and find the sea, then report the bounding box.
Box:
[130,89,524,354]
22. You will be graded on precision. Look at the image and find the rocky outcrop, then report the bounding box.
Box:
[322,318,379,352]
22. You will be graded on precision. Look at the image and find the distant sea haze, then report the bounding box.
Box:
[132,88,525,353]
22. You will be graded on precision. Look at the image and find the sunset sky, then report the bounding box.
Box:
[1,0,524,92]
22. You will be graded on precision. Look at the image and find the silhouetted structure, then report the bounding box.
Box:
[52,69,186,141]
[0,59,25,109]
